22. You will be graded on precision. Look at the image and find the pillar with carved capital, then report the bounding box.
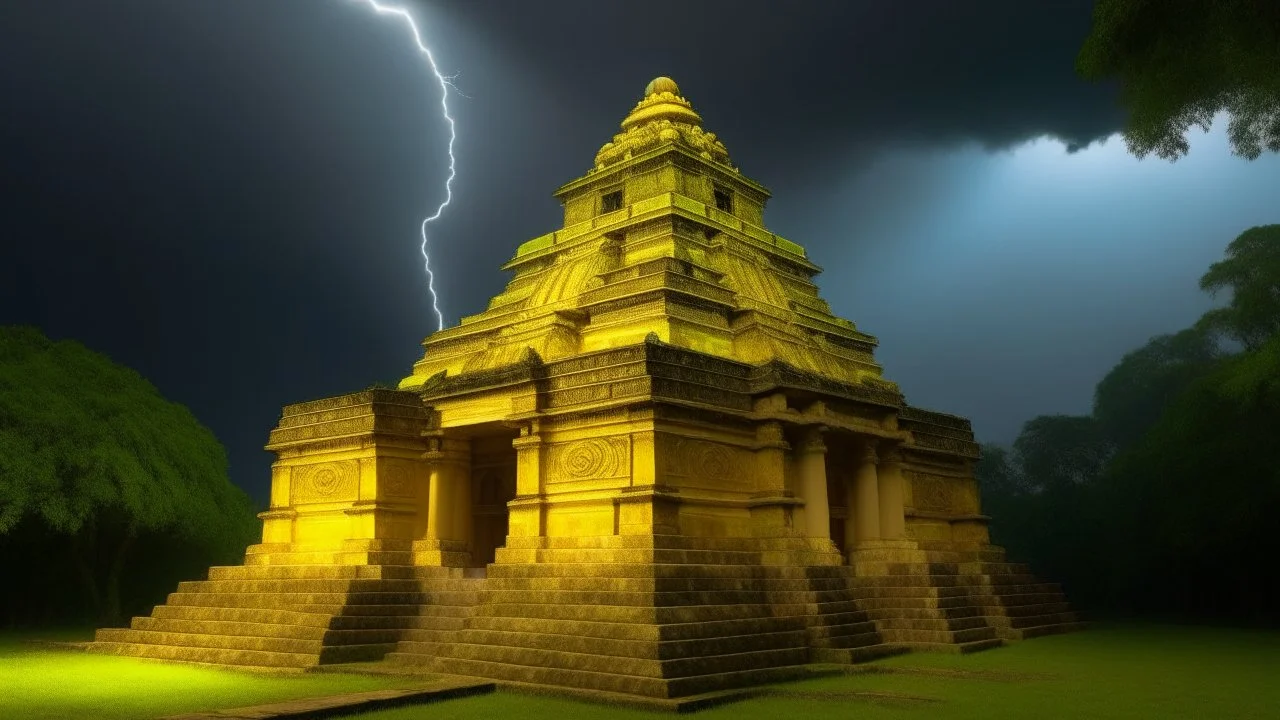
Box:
[797,426,830,540]
[507,422,546,539]
[852,441,881,543]
[878,446,907,540]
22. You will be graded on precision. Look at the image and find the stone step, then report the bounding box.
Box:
[97,627,325,655]
[878,626,998,645]
[412,655,669,696]
[484,562,854,581]
[804,610,876,627]
[988,611,1080,629]
[805,620,879,640]
[811,629,883,650]
[955,574,1042,588]
[206,564,431,581]
[296,603,473,618]
[874,615,991,632]
[178,579,480,601]
[494,548,770,565]
[809,643,909,664]
[862,605,983,621]
[805,599,864,615]
[889,637,1004,654]
[1003,621,1089,640]
[369,616,466,633]
[434,639,809,680]
[149,604,332,628]
[977,586,1059,602]
[461,614,804,642]
[470,602,779,624]
[476,589,772,607]
[98,627,395,660]
[956,562,1033,576]
[437,627,807,662]
[938,544,1007,559]
[855,595,978,611]
[478,576,848,593]
[165,591,439,608]
[398,627,464,643]
[132,617,326,641]
[850,574,964,588]
[394,639,443,656]
[428,653,816,698]
[985,601,1074,618]
[852,585,974,599]
[88,640,317,669]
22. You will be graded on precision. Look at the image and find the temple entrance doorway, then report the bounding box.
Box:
[468,430,518,567]
[825,445,853,554]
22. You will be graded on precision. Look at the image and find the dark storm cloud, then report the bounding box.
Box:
[440,0,1121,165]
[0,0,1166,503]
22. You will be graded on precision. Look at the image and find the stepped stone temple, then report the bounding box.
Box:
[91,77,1082,700]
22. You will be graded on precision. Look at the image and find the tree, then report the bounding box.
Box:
[0,327,258,624]
[1011,414,1114,492]
[974,444,1023,498]
[1107,337,1280,620]
[1077,0,1280,160]
[1092,326,1224,448]
[1196,225,1280,351]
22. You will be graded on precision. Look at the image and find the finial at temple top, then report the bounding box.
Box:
[644,76,681,98]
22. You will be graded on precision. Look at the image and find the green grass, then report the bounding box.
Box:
[3,624,1275,719]
[353,624,1280,720]
[0,629,422,720]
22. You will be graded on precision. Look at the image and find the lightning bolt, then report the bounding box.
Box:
[350,0,457,331]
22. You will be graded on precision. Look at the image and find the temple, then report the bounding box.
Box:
[91,77,1082,700]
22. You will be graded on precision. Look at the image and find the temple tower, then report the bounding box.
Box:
[90,78,1082,699]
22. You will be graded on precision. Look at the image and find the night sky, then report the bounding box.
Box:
[3,1,1277,507]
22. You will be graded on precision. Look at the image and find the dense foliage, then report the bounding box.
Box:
[1077,0,1280,160]
[978,225,1280,625]
[0,327,258,626]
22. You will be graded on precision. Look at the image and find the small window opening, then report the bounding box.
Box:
[714,188,734,213]
[601,190,624,213]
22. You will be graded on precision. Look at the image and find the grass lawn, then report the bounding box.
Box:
[2,624,1275,719]
[0,629,423,720]
[353,623,1280,720]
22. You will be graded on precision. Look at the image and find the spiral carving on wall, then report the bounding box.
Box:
[550,438,627,482]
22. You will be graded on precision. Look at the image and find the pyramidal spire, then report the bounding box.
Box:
[590,77,736,174]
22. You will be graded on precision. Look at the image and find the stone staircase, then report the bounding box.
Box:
[848,542,1083,652]
[89,559,479,671]
[954,545,1087,640]
[385,535,858,698]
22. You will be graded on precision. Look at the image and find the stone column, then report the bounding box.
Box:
[749,421,797,536]
[878,446,907,540]
[422,435,470,543]
[425,464,447,541]
[797,426,830,540]
[853,441,881,543]
[507,422,546,540]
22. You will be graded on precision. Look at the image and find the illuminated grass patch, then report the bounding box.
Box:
[0,631,420,720]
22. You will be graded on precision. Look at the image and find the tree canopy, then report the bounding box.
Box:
[978,224,1280,623]
[0,327,257,623]
[1196,224,1280,350]
[1077,0,1280,160]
